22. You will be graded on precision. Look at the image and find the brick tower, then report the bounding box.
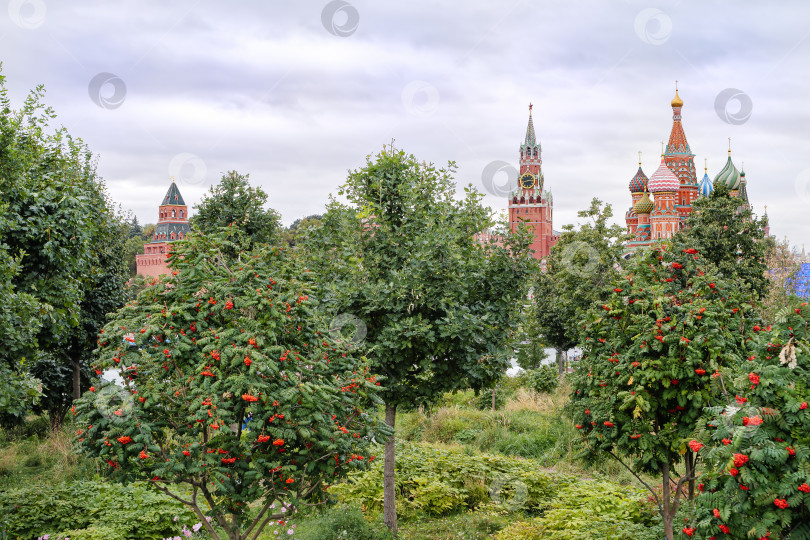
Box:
[508,104,558,259]
[135,180,190,279]
[665,85,699,219]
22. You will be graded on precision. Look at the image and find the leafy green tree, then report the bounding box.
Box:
[677,182,768,300]
[74,227,390,540]
[533,198,629,375]
[568,244,756,540]
[280,214,323,247]
[304,147,534,532]
[191,171,281,251]
[0,75,127,424]
[690,301,810,539]
[514,305,548,372]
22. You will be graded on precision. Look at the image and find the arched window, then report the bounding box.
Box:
[160,247,165,253]
[172,209,176,218]
[180,210,184,218]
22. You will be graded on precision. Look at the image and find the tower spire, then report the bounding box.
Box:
[524,103,536,147]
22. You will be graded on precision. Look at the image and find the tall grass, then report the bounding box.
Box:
[0,417,96,490]
[397,382,653,488]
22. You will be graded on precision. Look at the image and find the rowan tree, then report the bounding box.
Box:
[678,182,768,300]
[568,243,756,540]
[689,301,810,539]
[73,227,390,540]
[303,146,534,532]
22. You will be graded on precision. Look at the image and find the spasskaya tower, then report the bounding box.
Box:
[508,104,559,259]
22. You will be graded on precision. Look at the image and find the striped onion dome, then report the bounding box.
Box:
[698,171,713,197]
[633,191,654,214]
[713,155,741,190]
[629,166,648,193]
[647,158,679,193]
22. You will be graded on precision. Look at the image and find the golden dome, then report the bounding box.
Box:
[671,89,683,108]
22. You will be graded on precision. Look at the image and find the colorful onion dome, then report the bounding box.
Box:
[647,158,679,192]
[633,191,654,214]
[629,166,648,193]
[698,171,713,197]
[713,155,741,190]
[671,89,683,108]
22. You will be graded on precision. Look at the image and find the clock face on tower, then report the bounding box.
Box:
[519,173,535,189]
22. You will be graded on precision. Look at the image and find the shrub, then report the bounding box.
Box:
[296,504,392,540]
[525,365,559,394]
[476,386,508,411]
[0,480,196,539]
[327,442,576,518]
[495,480,659,539]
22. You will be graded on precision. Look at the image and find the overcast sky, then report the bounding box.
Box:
[2,1,808,250]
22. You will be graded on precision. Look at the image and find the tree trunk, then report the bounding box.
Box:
[72,356,82,400]
[491,387,496,413]
[686,452,695,501]
[556,348,564,378]
[383,403,398,534]
[662,462,674,540]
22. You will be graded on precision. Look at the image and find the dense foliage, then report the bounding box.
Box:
[73,227,391,540]
[0,74,128,426]
[678,182,768,300]
[690,300,810,539]
[191,170,282,251]
[568,243,757,539]
[304,147,534,531]
[532,199,629,373]
[0,480,196,539]
[525,365,559,394]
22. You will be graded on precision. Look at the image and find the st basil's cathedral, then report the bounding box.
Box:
[625,87,755,249]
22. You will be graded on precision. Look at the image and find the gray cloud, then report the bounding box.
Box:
[0,0,806,250]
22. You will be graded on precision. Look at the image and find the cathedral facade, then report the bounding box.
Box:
[625,89,751,249]
[135,181,191,279]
